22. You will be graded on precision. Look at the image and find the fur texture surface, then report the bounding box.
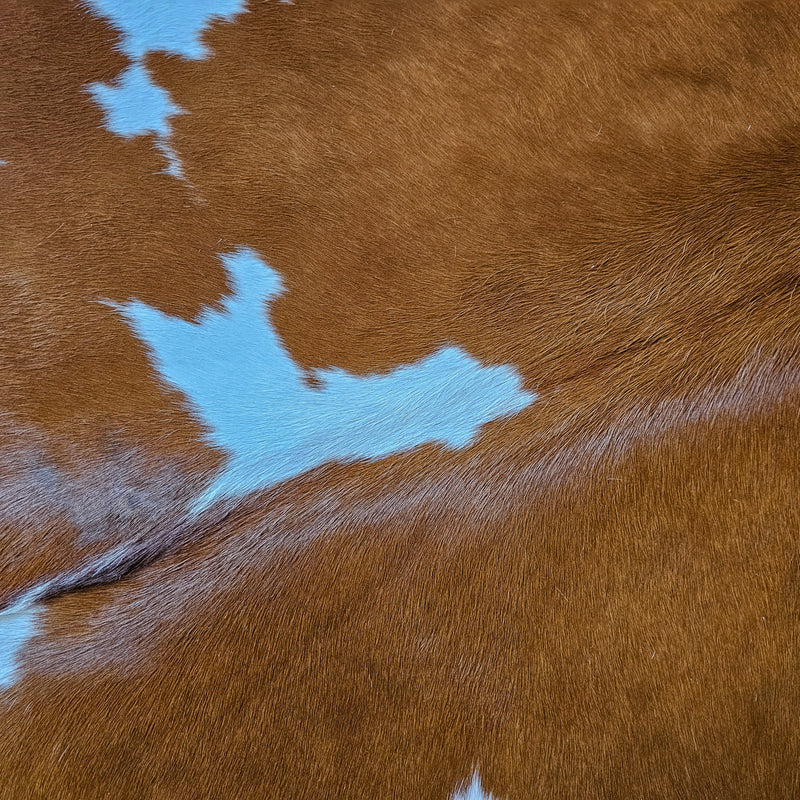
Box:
[2,1,800,798]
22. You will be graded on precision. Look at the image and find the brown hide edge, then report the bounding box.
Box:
[1,0,800,797]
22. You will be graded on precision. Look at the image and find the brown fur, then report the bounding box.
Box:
[2,0,800,797]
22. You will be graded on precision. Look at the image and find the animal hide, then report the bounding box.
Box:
[2,1,800,797]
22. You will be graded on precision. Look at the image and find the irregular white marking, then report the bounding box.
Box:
[87,63,183,139]
[82,0,247,61]
[82,0,247,177]
[0,602,41,691]
[451,772,497,800]
[114,248,536,513]
[154,140,186,179]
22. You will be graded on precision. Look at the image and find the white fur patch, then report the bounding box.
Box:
[450,772,497,800]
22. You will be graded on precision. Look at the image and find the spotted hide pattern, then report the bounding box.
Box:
[2,1,800,798]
